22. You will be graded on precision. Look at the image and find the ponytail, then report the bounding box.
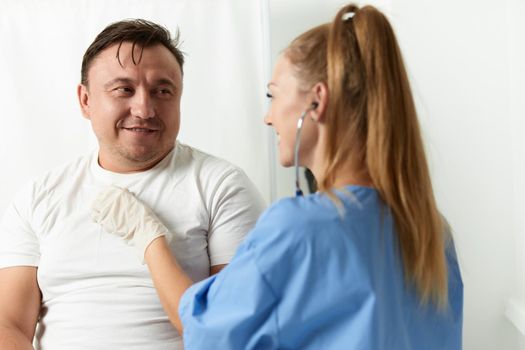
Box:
[351,5,448,307]
[286,4,449,307]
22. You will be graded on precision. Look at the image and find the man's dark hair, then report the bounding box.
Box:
[80,19,184,85]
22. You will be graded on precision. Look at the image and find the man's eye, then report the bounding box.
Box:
[155,88,173,97]
[116,87,133,94]
[266,92,273,99]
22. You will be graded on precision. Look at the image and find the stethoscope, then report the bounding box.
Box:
[294,101,318,197]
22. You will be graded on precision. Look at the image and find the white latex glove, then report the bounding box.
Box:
[92,185,172,262]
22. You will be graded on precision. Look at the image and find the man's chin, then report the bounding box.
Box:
[129,143,175,160]
[120,148,165,165]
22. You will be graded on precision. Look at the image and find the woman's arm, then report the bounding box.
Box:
[144,238,192,335]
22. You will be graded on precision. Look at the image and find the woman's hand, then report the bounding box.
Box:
[92,185,172,262]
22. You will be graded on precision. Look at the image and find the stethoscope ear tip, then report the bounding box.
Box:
[294,104,317,198]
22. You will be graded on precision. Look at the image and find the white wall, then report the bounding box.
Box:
[269,0,523,349]
[507,0,525,348]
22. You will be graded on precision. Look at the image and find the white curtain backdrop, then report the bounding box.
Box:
[0,0,272,214]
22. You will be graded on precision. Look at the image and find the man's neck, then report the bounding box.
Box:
[98,148,173,173]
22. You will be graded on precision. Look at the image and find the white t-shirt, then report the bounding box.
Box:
[0,142,266,350]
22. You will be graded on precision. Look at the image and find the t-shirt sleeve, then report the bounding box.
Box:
[207,168,266,266]
[179,242,279,349]
[0,183,40,268]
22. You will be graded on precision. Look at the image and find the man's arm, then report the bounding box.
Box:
[206,168,266,274]
[0,267,41,350]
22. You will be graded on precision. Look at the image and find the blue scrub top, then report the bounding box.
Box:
[179,186,463,349]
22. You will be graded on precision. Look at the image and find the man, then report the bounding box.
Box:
[0,19,265,349]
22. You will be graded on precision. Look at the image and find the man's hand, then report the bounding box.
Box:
[92,185,172,262]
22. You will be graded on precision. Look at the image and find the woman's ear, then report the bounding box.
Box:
[310,82,328,122]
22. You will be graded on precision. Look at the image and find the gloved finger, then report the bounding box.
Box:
[92,185,127,223]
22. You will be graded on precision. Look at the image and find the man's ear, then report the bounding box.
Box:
[77,84,91,120]
[310,82,328,123]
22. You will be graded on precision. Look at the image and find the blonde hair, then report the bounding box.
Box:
[285,4,448,307]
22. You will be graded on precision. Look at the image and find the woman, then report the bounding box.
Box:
[93,4,463,349]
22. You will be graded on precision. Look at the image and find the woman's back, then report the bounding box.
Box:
[236,185,463,349]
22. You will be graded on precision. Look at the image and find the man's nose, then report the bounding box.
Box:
[130,90,155,119]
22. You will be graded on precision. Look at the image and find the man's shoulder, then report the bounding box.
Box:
[8,151,94,209]
[27,152,93,190]
[172,142,262,203]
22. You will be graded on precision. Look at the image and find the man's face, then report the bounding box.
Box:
[78,42,182,172]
